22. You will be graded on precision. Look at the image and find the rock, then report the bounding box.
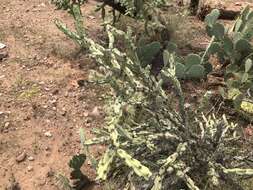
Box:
[235,2,242,6]
[3,129,9,133]
[39,3,46,7]
[4,122,10,128]
[16,152,27,163]
[60,108,66,116]
[0,43,6,49]
[28,156,34,161]
[45,146,50,151]
[0,51,8,60]
[77,79,86,87]
[27,166,33,172]
[44,87,50,91]
[39,81,45,85]
[50,99,57,105]
[44,131,52,137]
[64,92,69,97]
[83,111,89,117]
[89,106,100,117]
[184,103,191,109]
[88,15,96,20]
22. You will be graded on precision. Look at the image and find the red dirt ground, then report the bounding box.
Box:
[0,0,104,189]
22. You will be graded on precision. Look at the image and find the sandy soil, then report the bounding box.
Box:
[0,0,104,189]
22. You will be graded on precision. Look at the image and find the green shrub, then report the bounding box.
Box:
[81,25,253,190]
[51,2,253,189]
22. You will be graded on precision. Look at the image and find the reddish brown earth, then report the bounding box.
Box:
[0,0,104,189]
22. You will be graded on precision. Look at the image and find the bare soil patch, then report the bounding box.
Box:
[0,0,104,189]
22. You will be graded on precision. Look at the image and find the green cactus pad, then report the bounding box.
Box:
[208,42,221,55]
[166,42,177,53]
[235,39,252,52]
[226,64,240,74]
[175,62,186,79]
[137,41,161,67]
[223,37,234,55]
[186,65,205,79]
[185,54,201,71]
[212,23,225,39]
[69,154,86,169]
[233,32,243,43]
[205,9,220,27]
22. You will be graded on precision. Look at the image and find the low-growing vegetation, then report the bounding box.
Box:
[51,0,253,190]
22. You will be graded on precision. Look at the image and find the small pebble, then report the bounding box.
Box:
[83,111,89,117]
[45,146,50,151]
[4,122,10,128]
[184,103,191,109]
[27,165,33,172]
[0,43,6,49]
[89,106,100,117]
[0,51,8,60]
[28,156,34,161]
[16,152,27,163]
[3,129,9,133]
[44,131,52,137]
[88,15,96,20]
[60,109,66,116]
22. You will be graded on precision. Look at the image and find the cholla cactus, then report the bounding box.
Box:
[98,0,167,17]
[80,25,253,189]
[51,0,87,48]
[52,0,86,10]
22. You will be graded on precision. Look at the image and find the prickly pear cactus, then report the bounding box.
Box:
[204,7,253,119]
[163,42,214,80]
[137,41,162,67]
